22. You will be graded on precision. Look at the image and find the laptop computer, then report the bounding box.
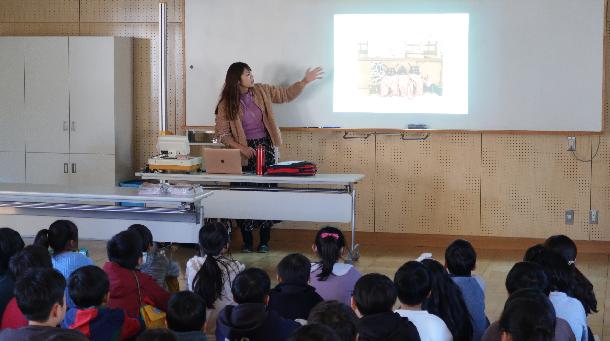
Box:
[203,148,243,174]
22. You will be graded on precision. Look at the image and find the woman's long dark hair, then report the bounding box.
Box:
[193,222,233,309]
[314,226,346,281]
[421,258,473,341]
[215,62,251,121]
[544,235,597,314]
[34,220,78,254]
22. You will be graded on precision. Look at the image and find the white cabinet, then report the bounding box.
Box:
[68,154,116,186]
[0,152,25,183]
[25,37,70,154]
[0,36,133,187]
[26,153,70,185]
[0,38,25,153]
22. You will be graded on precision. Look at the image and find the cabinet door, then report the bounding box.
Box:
[69,37,115,155]
[0,38,25,152]
[24,37,69,153]
[0,152,25,183]
[26,153,70,185]
[69,154,116,187]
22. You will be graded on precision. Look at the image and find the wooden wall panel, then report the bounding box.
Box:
[274,131,375,232]
[0,23,79,35]
[80,0,183,23]
[481,135,592,240]
[0,0,79,23]
[375,133,481,235]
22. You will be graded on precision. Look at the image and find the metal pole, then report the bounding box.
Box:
[159,2,168,133]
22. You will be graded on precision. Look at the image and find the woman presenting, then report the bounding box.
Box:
[215,62,323,252]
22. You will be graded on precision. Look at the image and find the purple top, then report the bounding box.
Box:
[309,263,361,306]
[240,90,267,140]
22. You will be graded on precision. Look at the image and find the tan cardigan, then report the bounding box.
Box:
[214,81,306,165]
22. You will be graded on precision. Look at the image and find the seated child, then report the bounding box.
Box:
[351,273,420,341]
[394,261,452,341]
[482,261,575,341]
[0,227,24,318]
[62,265,143,340]
[445,239,488,341]
[309,227,361,305]
[186,222,245,334]
[34,220,94,308]
[308,300,359,341]
[167,291,207,341]
[287,324,341,341]
[1,245,53,330]
[529,249,588,341]
[128,224,180,291]
[420,258,473,341]
[216,268,300,340]
[0,268,87,340]
[268,253,323,320]
[103,230,170,317]
[498,289,556,341]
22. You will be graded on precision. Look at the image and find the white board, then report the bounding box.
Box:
[185,0,605,131]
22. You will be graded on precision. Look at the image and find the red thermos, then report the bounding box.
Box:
[256,145,264,175]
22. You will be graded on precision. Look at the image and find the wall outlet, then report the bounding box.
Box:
[567,137,576,151]
[565,209,574,225]
[589,209,599,224]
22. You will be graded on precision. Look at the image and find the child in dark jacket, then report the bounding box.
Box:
[351,273,420,341]
[268,253,323,320]
[62,265,143,340]
[216,268,300,341]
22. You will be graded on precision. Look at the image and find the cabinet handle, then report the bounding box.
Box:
[64,163,68,173]
[71,121,76,132]
[63,121,69,131]
[71,163,76,173]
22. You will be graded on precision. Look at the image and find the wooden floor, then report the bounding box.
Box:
[76,229,610,339]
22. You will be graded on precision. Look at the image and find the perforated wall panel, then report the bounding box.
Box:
[375,133,481,235]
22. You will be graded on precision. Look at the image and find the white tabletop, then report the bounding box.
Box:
[0,183,211,204]
[136,172,365,185]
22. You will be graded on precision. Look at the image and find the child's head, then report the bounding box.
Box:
[527,248,572,293]
[34,219,79,254]
[351,273,397,317]
[9,245,52,280]
[277,253,311,285]
[167,291,206,333]
[523,244,545,262]
[505,261,549,295]
[193,222,230,310]
[107,230,143,270]
[394,261,431,307]
[287,324,341,341]
[498,289,556,341]
[15,268,66,326]
[198,221,229,257]
[313,226,346,281]
[127,224,154,252]
[0,227,24,275]
[445,239,476,276]
[544,235,577,265]
[68,265,110,308]
[308,300,358,341]
[231,268,270,304]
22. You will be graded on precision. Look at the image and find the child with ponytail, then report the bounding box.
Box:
[186,222,245,334]
[309,226,361,305]
[33,220,93,308]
